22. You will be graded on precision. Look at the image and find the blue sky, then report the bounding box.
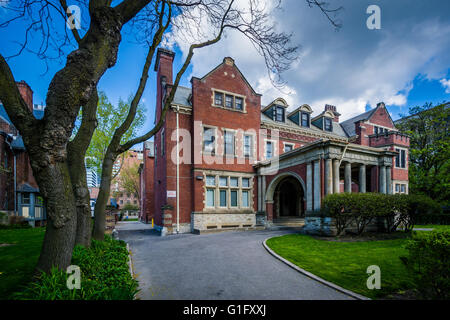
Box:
[1,0,449,141]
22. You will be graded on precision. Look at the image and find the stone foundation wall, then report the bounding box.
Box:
[304,215,389,236]
[192,213,256,231]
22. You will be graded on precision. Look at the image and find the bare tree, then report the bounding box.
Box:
[0,0,341,272]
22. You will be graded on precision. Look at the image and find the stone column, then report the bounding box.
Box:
[306,162,313,212]
[333,159,340,193]
[324,158,333,195]
[359,164,366,193]
[257,176,262,211]
[379,165,386,194]
[386,166,392,194]
[344,162,352,193]
[266,201,274,222]
[313,160,321,211]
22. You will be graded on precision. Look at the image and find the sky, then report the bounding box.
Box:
[1,0,449,145]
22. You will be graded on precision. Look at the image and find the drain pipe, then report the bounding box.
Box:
[176,106,180,234]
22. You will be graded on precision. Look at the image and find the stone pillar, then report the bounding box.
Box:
[386,166,392,194]
[324,158,333,195]
[333,159,340,194]
[359,164,366,193]
[257,176,262,211]
[344,162,352,193]
[379,165,386,194]
[306,162,313,212]
[313,160,321,211]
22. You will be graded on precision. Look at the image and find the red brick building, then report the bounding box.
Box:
[141,48,409,235]
[139,141,155,223]
[0,81,46,225]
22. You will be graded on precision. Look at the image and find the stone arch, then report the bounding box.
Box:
[265,171,306,202]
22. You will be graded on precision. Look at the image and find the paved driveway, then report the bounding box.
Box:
[117,222,353,300]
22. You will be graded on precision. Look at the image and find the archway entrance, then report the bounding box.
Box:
[274,176,304,218]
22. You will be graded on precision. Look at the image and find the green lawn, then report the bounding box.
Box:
[266,234,415,299]
[415,225,450,231]
[0,227,45,299]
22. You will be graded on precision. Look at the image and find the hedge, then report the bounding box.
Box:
[13,236,138,300]
[401,230,450,299]
[322,193,443,235]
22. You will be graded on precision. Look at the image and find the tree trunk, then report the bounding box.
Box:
[34,162,77,274]
[92,151,117,240]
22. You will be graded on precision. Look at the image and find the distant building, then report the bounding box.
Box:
[112,149,143,209]
[0,81,46,226]
[86,166,98,188]
[139,141,155,223]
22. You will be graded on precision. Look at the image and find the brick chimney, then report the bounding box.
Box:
[155,48,175,123]
[16,80,33,111]
[325,104,340,122]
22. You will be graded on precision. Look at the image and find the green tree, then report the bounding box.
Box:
[84,92,146,176]
[396,102,450,204]
[117,162,141,204]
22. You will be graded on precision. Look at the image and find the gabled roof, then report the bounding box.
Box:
[17,183,39,193]
[192,57,261,96]
[340,108,378,137]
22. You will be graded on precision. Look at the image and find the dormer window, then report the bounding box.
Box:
[324,118,332,132]
[301,112,310,127]
[274,106,285,122]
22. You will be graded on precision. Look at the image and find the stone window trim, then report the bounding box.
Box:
[243,132,256,160]
[223,128,237,158]
[211,88,247,113]
[393,180,408,194]
[203,171,253,212]
[394,146,408,170]
[283,142,295,153]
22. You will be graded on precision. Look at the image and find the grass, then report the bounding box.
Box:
[266,234,415,299]
[414,225,450,231]
[0,227,45,299]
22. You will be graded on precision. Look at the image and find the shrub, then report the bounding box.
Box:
[13,236,138,300]
[401,231,450,299]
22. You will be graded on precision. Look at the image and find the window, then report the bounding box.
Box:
[324,118,332,132]
[161,129,165,156]
[120,200,123,204]
[301,112,310,127]
[219,176,228,187]
[206,189,215,207]
[401,184,406,193]
[395,148,406,168]
[395,184,400,193]
[22,193,31,205]
[235,97,243,110]
[203,127,216,154]
[230,190,238,207]
[374,126,379,135]
[284,143,293,152]
[214,92,224,106]
[225,95,234,108]
[242,191,249,207]
[204,174,252,209]
[224,131,235,156]
[206,176,216,186]
[213,91,244,111]
[219,190,227,207]
[243,135,252,158]
[275,106,284,122]
[266,141,273,159]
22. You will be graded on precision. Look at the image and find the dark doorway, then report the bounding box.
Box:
[274,176,304,218]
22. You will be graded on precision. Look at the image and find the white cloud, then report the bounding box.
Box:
[440,78,450,93]
[167,0,450,121]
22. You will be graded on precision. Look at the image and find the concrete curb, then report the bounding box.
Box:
[263,236,370,300]
[125,243,137,300]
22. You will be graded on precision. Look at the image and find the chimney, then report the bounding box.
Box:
[16,80,33,111]
[155,48,175,123]
[325,104,340,122]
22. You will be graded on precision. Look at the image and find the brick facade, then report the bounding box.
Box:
[141,48,410,235]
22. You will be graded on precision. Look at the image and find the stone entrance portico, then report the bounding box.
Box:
[255,139,398,235]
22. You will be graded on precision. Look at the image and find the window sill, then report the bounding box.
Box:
[212,104,246,114]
